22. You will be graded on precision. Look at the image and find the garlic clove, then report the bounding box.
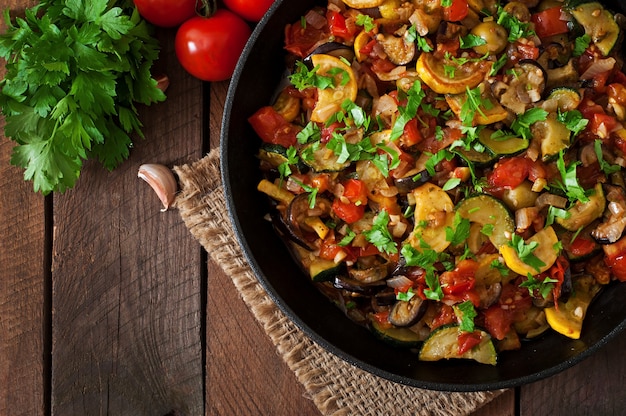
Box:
[138,163,178,211]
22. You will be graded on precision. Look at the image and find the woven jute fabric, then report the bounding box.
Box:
[173,148,504,416]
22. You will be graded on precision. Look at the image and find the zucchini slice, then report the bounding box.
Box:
[556,183,606,231]
[532,115,572,161]
[310,259,345,282]
[419,325,497,365]
[456,194,514,250]
[370,319,423,348]
[415,52,490,94]
[300,142,351,172]
[478,128,529,157]
[570,2,620,56]
[544,87,582,112]
[545,274,602,339]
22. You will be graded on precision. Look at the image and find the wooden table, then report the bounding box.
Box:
[1,1,625,415]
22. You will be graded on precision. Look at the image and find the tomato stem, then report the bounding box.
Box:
[196,0,217,17]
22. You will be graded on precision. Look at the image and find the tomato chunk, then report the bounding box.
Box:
[443,0,469,22]
[248,106,299,147]
[531,6,570,39]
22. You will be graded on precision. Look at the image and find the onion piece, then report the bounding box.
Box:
[304,9,327,29]
[386,275,413,289]
[581,57,616,80]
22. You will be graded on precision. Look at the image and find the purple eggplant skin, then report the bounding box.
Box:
[388,296,428,327]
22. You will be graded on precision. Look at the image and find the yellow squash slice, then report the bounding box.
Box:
[500,226,559,276]
[416,52,490,94]
[310,54,358,123]
[545,275,602,339]
[406,183,455,253]
[341,0,385,9]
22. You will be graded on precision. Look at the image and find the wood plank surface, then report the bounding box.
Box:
[49,28,205,415]
[0,2,45,415]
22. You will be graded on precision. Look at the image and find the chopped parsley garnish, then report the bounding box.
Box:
[557,109,588,137]
[390,80,426,140]
[454,301,477,332]
[397,287,416,302]
[490,54,508,76]
[355,14,375,32]
[594,139,621,175]
[416,35,433,52]
[278,146,299,179]
[509,234,546,272]
[289,61,348,91]
[445,212,471,246]
[460,34,487,49]
[573,34,592,57]
[511,108,548,140]
[401,244,444,301]
[297,122,321,143]
[338,228,356,246]
[546,205,570,226]
[520,274,558,299]
[555,151,590,203]
[290,177,319,209]
[363,210,398,254]
[496,5,535,41]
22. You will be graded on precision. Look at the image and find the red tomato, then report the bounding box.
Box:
[175,10,251,81]
[223,0,275,22]
[569,236,597,258]
[401,118,423,147]
[590,113,619,139]
[319,233,346,261]
[531,6,570,39]
[488,157,530,190]
[284,17,330,58]
[327,10,358,41]
[332,199,365,224]
[604,236,626,281]
[133,0,196,28]
[483,283,532,340]
[248,106,299,147]
[457,331,482,355]
[342,179,368,206]
[430,304,456,329]
[443,0,469,22]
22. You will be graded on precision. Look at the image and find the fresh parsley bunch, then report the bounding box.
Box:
[0,0,166,194]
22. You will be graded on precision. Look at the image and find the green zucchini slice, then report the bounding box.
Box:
[370,319,423,348]
[478,128,529,157]
[570,2,620,56]
[456,194,515,249]
[300,142,351,172]
[309,259,344,282]
[419,325,497,365]
[556,183,606,231]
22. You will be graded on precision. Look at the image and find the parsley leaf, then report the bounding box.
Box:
[594,139,621,175]
[401,244,444,301]
[445,212,471,246]
[355,14,375,32]
[390,80,425,140]
[496,5,535,41]
[557,109,588,137]
[509,234,546,272]
[364,210,398,254]
[520,274,558,299]
[397,287,415,302]
[460,34,487,49]
[573,34,592,57]
[511,108,548,140]
[0,0,165,194]
[289,61,335,90]
[555,151,590,203]
[454,301,477,332]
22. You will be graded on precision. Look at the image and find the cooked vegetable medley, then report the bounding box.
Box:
[250,0,626,365]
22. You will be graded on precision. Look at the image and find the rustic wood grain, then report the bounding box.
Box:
[206,80,320,415]
[0,2,46,415]
[472,390,515,416]
[519,332,626,416]
[49,28,205,415]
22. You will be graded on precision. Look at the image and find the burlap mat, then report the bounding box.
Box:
[173,148,504,416]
